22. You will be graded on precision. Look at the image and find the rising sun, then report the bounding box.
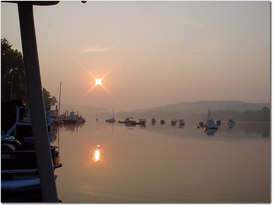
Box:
[95,78,102,85]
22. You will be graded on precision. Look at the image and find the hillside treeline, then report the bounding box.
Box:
[122,106,270,122]
[200,106,270,122]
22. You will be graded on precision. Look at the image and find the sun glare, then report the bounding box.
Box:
[95,78,102,85]
[94,146,100,162]
[76,64,118,104]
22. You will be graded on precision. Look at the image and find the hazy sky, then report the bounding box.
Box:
[1,1,270,111]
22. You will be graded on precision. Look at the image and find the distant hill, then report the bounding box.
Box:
[134,101,270,114]
[60,101,270,122]
[118,101,270,122]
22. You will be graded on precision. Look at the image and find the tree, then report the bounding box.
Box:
[43,88,57,109]
[1,38,28,103]
[1,38,57,109]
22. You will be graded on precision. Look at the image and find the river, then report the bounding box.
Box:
[52,120,270,203]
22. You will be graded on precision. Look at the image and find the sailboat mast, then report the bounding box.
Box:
[58,81,62,116]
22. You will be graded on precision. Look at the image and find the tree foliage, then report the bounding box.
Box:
[43,88,57,109]
[1,38,27,103]
[1,38,57,109]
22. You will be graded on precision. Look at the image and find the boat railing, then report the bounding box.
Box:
[4,106,52,140]
[5,124,17,136]
[2,162,62,176]
[16,106,51,125]
[2,169,39,175]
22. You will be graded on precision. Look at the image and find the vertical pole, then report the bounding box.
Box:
[58,81,62,116]
[10,72,13,100]
[17,3,58,202]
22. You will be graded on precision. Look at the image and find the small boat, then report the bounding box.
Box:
[197,122,204,128]
[204,120,217,130]
[124,118,137,126]
[203,109,217,130]
[215,119,221,126]
[63,111,78,124]
[160,120,165,125]
[118,117,132,123]
[179,119,185,126]
[106,118,116,123]
[138,119,146,125]
[226,119,235,127]
[171,120,177,126]
[106,107,116,123]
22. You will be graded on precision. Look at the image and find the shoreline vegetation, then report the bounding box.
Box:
[1,38,57,109]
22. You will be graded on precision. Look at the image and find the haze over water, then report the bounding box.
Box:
[52,120,270,203]
[1,1,270,203]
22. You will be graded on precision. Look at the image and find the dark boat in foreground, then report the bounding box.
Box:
[1,135,61,202]
[2,101,62,202]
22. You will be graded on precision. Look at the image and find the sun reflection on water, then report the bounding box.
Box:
[94,145,100,162]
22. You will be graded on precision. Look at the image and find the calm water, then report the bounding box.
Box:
[52,120,270,203]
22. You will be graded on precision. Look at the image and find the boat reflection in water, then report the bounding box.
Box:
[204,128,217,136]
[63,123,83,132]
[94,145,101,162]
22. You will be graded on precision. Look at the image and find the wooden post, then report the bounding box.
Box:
[17,2,58,202]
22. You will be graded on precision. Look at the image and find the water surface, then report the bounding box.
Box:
[52,120,270,203]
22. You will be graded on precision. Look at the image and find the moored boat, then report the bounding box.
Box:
[106,107,116,123]
[62,111,78,124]
[171,119,177,126]
[179,119,185,126]
[106,118,116,123]
[226,119,235,127]
[203,109,217,131]
[197,122,204,128]
[124,118,137,126]
[138,118,146,125]
[215,119,221,126]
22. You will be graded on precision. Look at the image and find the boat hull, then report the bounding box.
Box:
[62,119,77,124]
